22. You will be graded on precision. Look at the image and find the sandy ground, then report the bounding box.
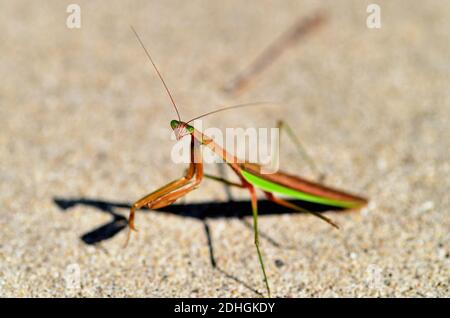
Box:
[0,0,449,297]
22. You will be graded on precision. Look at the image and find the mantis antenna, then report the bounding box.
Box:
[131,26,276,124]
[130,25,182,122]
[186,102,276,124]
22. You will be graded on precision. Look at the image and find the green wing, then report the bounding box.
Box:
[240,169,362,209]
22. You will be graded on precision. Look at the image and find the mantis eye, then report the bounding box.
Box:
[170,120,179,129]
[185,124,194,133]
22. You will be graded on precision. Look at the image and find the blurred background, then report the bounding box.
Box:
[0,0,448,297]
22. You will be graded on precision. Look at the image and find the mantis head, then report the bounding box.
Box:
[170,120,194,140]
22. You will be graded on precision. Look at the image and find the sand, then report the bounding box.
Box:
[0,0,449,297]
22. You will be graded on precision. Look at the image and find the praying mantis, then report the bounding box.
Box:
[126,27,368,297]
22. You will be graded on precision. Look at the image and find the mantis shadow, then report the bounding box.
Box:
[53,197,341,245]
[54,196,344,296]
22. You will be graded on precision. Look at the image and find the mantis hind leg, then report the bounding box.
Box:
[277,120,325,182]
[264,191,339,229]
[205,168,271,297]
[248,185,271,297]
